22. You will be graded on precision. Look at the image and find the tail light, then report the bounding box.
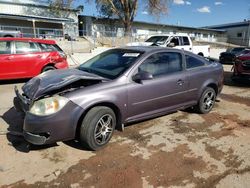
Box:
[232,58,242,74]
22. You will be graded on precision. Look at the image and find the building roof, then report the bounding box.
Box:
[0,0,80,12]
[204,20,250,29]
[0,13,74,23]
[80,15,226,33]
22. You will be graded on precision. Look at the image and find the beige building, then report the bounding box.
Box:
[79,15,226,43]
[205,20,250,47]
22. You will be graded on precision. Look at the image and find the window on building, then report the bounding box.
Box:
[185,54,205,69]
[0,41,11,54]
[139,52,182,77]
[237,33,242,38]
[203,34,208,38]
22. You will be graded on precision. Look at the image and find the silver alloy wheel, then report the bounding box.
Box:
[94,114,113,145]
[202,91,215,110]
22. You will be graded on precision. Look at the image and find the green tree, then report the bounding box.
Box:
[95,0,170,35]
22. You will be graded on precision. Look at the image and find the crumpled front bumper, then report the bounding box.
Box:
[13,86,31,113]
[13,87,84,145]
[23,101,82,145]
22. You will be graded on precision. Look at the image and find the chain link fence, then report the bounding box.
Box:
[79,29,250,49]
[1,25,249,55]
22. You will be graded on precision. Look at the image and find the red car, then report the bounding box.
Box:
[232,53,250,80]
[0,38,68,80]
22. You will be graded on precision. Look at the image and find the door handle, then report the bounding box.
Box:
[177,79,184,85]
[37,55,42,58]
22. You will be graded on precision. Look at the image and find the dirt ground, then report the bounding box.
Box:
[0,64,250,188]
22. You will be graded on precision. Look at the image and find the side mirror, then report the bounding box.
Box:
[168,42,175,47]
[132,71,153,83]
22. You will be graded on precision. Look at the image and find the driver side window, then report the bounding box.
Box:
[138,52,182,77]
[169,37,180,46]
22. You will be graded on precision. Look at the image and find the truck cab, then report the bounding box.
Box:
[127,34,210,57]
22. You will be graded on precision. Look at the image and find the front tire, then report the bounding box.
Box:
[79,106,116,150]
[195,87,216,114]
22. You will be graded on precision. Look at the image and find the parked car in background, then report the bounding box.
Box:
[14,47,223,150]
[232,53,250,81]
[219,47,250,64]
[0,38,68,80]
[0,30,23,37]
[127,34,210,57]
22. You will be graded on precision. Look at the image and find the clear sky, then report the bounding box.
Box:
[79,0,250,27]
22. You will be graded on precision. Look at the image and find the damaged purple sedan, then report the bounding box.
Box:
[14,47,223,150]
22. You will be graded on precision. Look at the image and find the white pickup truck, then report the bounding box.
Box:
[127,34,210,57]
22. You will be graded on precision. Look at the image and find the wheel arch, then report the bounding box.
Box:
[197,52,204,56]
[206,83,218,95]
[3,35,14,37]
[198,81,218,101]
[41,63,56,72]
[75,102,123,139]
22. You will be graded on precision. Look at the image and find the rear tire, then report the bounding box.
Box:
[195,87,216,114]
[42,66,55,72]
[79,106,116,151]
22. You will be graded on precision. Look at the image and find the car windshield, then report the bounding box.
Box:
[78,49,144,79]
[145,36,169,44]
[230,48,246,55]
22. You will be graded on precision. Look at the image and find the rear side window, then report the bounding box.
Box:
[39,43,63,52]
[169,37,180,46]
[185,55,205,69]
[182,37,190,45]
[139,52,182,77]
[15,42,40,54]
[0,41,11,54]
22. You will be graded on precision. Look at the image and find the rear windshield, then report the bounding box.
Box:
[230,48,246,54]
[39,43,63,52]
[79,49,144,79]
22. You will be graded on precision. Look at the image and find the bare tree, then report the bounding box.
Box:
[48,0,75,8]
[95,0,170,35]
[47,0,83,17]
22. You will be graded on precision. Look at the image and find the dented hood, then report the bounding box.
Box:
[22,69,107,100]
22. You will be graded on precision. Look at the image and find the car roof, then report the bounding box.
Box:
[0,37,56,44]
[115,46,183,54]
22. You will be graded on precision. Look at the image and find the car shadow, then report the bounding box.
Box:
[224,71,250,88]
[0,78,30,85]
[2,107,58,153]
[63,140,92,151]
